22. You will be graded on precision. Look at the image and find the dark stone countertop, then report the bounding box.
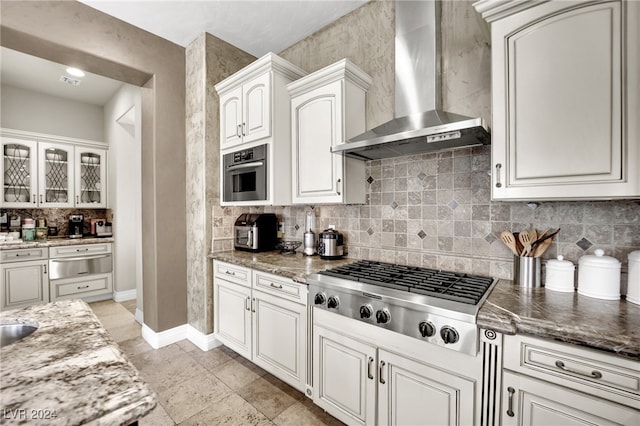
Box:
[211,250,640,361]
[0,300,156,425]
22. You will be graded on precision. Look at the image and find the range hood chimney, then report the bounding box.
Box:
[333,0,490,160]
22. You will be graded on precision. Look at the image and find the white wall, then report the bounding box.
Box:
[0,84,105,141]
[104,84,143,312]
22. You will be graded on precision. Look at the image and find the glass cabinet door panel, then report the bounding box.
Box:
[43,148,70,203]
[2,139,37,207]
[76,148,106,207]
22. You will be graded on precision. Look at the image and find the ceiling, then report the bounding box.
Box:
[0,0,367,106]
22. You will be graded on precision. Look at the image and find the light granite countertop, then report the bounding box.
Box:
[0,237,114,250]
[0,299,156,425]
[211,250,640,360]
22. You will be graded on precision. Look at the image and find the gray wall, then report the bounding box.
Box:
[1,84,105,141]
[1,0,187,333]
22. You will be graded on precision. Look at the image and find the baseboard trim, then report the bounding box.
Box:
[186,325,222,351]
[141,323,221,351]
[113,289,137,302]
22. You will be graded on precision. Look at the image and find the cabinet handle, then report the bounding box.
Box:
[269,282,283,289]
[39,194,43,203]
[336,178,342,196]
[495,163,502,188]
[77,285,90,289]
[554,360,602,379]
[225,270,236,276]
[379,360,386,384]
[16,253,31,257]
[43,264,47,274]
[251,297,255,313]
[32,194,36,204]
[367,356,374,380]
[245,296,250,311]
[77,195,80,204]
[506,386,515,417]
[242,123,246,136]
[237,124,242,138]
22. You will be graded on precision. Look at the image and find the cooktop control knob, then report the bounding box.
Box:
[327,296,340,309]
[376,309,391,324]
[314,292,326,305]
[440,326,459,344]
[418,321,435,338]
[359,304,373,319]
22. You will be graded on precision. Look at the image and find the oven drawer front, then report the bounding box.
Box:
[214,261,251,288]
[253,270,307,305]
[504,334,640,405]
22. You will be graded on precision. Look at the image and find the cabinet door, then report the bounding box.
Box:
[291,81,344,204]
[252,290,306,392]
[75,147,107,207]
[1,260,48,310]
[378,349,475,426]
[313,324,376,426]
[243,72,271,144]
[220,87,243,150]
[38,142,74,208]
[214,277,252,359]
[502,371,639,426]
[490,0,639,200]
[1,137,38,208]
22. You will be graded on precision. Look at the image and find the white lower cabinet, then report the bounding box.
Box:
[313,309,478,426]
[501,334,640,426]
[0,258,48,311]
[213,261,308,392]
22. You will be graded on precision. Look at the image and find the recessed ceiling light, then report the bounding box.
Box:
[66,67,85,77]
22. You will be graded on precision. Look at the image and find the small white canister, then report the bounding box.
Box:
[627,250,640,305]
[578,249,621,300]
[545,255,575,292]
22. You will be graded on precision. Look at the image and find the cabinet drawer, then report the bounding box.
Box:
[51,274,112,300]
[504,334,640,405]
[253,270,307,305]
[49,243,112,258]
[1,248,48,263]
[214,261,251,288]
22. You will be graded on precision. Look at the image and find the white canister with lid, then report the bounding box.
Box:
[627,250,640,305]
[545,255,575,292]
[577,249,621,300]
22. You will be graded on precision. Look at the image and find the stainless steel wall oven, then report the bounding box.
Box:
[223,144,267,203]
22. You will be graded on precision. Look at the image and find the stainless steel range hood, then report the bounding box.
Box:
[333,0,490,161]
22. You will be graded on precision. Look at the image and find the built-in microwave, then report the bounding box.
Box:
[223,144,267,203]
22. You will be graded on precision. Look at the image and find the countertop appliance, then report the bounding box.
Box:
[95,220,112,238]
[303,211,316,256]
[67,214,83,239]
[317,228,344,259]
[307,260,497,355]
[223,144,267,203]
[234,213,277,252]
[331,1,489,160]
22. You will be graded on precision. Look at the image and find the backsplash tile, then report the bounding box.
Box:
[212,145,640,281]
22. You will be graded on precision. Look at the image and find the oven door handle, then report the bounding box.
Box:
[226,161,264,172]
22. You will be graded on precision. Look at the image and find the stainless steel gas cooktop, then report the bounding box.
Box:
[307,260,497,355]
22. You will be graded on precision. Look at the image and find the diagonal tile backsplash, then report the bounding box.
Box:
[212,145,640,281]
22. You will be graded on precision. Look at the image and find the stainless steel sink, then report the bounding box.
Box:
[0,322,39,347]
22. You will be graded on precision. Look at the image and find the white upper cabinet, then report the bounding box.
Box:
[219,72,272,149]
[2,131,108,208]
[474,0,639,200]
[288,59,371,204]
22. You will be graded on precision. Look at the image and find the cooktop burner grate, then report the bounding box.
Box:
[319,260,494,305]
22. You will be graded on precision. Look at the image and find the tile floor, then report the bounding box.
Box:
[89,300,344,426]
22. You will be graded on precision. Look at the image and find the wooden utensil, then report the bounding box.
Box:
[519,229,535,256]
[500,231,520,256]
[531,228,561,257]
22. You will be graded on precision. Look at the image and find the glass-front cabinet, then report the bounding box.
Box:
[75,147,106,208]
[1,135,107,208]
[2,138,37,207]
[38,142,74,208]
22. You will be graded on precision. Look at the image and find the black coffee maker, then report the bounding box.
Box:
[68,214,84,239]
